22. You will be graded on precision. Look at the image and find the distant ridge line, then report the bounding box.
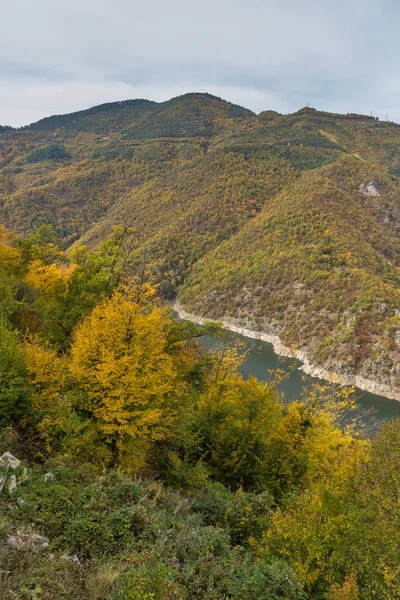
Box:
[1,92,399,130]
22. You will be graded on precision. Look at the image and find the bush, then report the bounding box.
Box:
[227,556,305,600]
[109,559,181,600]
[192,483,272,546]
[65,509,133,557]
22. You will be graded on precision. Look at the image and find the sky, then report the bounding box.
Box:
[1,0,400,126]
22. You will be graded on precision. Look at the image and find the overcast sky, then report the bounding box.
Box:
[1,0,399,126]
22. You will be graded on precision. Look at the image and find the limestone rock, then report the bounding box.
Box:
[61,553,82,567]
[0,472,7,495]
[8,475,17,493]
[32,534,49,548]
[0,453,21,470]
[7,530,49,551]
[0,456,10,495]
[7,535,19,549]
[359,181,380,196]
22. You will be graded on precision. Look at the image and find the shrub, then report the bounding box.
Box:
[192,483,272,546]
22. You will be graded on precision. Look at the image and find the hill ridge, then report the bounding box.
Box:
[3,93,400,131]
[2,94,400,397]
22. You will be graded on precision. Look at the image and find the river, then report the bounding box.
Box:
[197,330,400,429]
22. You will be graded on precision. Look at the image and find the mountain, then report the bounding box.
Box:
[2,93,400,397]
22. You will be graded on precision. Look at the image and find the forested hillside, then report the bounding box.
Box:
[1,225,400,599]
[2,94,400,395]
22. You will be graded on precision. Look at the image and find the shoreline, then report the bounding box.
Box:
[173,301,400,402]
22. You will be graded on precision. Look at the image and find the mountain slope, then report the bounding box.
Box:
[178,157,400,393]
[2,94,400,396]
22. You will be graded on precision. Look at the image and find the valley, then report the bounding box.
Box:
[2,93,400,400]
[2,93,400,599]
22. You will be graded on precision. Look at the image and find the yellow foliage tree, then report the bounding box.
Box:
[68,289,181,471]
[197,374,283,489]
[179,340,284,489]
[327,575,360,600]
[0,226,21,272]
[25,260,76,300]
[262,401,310,498]
[24,338,66,410]
[258,386,369,588]
[24,337,71,449]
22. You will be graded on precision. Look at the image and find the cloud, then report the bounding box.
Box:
[1,0,400,125]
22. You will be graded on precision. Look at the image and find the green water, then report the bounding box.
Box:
[198,331,400,430]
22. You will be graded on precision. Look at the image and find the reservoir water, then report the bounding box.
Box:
[198,330,400,430]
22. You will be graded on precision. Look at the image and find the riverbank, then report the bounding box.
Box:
[174,301,400,402]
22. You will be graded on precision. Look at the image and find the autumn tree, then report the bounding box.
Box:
[68,288,182,470]
[327,575,360,600]
[339,420,400,599]
[24,226,135,348]
[24,337,71,451]
[14,224,62,266]
[162,342,284,490]
[0,226,23,319]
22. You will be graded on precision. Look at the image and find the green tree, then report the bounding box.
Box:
[0,317,30,424]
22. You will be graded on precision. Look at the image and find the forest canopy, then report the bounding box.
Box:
[0,225,399,599]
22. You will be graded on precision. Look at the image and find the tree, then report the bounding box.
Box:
[67,288,181,471]
[327,575,360,600]
[24,226,135,349]
[0,227,23,319]
[163,343,284,491]
[195,375,283,490]
[256,386,368,593]
[0,317,30,424]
